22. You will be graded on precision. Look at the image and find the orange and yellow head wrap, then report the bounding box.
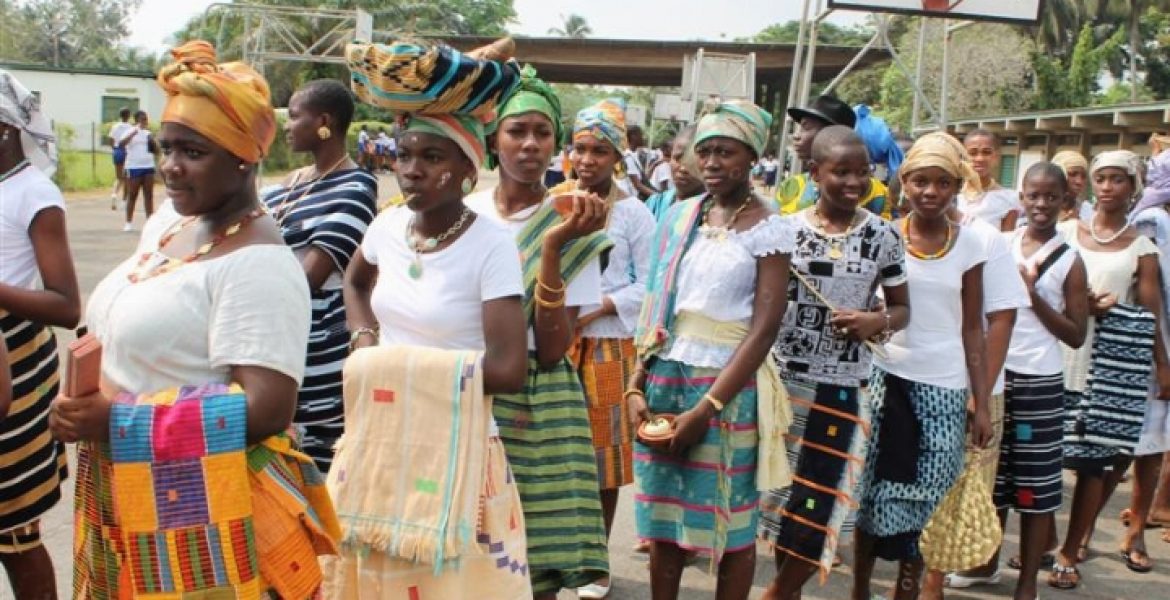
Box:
[157,41,275,163]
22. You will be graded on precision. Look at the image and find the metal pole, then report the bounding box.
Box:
[775,0,813,174]
[821,30,881,96]
[911,18,928,133]
[799,0,824,108]
[940,18,950,130]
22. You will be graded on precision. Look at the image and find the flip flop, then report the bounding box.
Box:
[1047,562,1080,590]
[1121,547,1153,573]
[1007,553,1055,570]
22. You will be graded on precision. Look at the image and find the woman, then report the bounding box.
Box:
[630,99,792,600]
[117,109,158,232]
[960,129,1019,232]
[53,41,338,599]
[328,39,530,597]
[853,132,993,600]
[554,98,655,600]
[109,107,133,208]
[991,163,1091,600]
[1053,150,1092,222]
[1050,150,1170,588]
[759,125,911,597]
[465,66,613,599]
[0,68,81,600]
[263,79,377,472]
[645,125,703,223]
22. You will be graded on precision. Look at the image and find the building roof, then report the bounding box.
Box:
[920,102,1170,137]
[0,62,156,79]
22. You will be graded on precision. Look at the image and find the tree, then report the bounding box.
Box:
[1032,24,1124,109]
[547,14,592,38]
[749,19,872,46]
[0,0,141,67]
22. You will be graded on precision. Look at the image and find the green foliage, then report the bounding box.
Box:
[53,151,116,192]
[0,0,142,67]
[1095,82,1156,105]
[547,14,592,38]
[1032,24,1124,109]
[748,20,871,46]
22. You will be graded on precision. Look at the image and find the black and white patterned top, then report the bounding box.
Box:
[774,210,908,387]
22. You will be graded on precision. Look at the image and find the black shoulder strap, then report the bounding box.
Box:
[1035,243,1070,281]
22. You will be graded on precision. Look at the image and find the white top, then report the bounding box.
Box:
[959,188,1019,228]
[1005,231,1078,375]
[0,166,66,290]
[1058,219,1160,392]
[86,201,311,395]
[966,217,1031,394]
[875,225,986,389]
[465,189,603,350]
[662,212,795,368]
[109,122,133,149]
[650,161,672,191]
[580,196,655,339]
[122,126,155,170]
[362,205,524,350]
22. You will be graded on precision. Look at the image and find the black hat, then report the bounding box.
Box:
[787,95,856,129]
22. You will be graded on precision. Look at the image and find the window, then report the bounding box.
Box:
[101,96,139,124]
[999,154,1017,188]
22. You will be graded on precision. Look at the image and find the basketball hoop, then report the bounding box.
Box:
[922,0,962,11]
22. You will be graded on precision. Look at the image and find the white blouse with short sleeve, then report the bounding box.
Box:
[579,195,655,339]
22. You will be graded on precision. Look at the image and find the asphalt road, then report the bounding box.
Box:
[4,174,1168,599]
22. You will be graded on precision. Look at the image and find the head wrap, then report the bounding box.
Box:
[573,98,628,153]
[157,41,275,163]
[1150,132,1170,157]
[486,65,563,169]
[0,69,57,175]
[346,39,521,170]
[1051,150,1089,178]
[693,99,773,158]
[900,131,982,193]
[1092,149,1144,205]
[1133,151,1170,216]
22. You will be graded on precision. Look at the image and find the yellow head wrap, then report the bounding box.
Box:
[1051,150,1089,177]
[157,41,276,163]
[900,132,982,194]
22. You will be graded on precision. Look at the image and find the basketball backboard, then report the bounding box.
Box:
[826,0,1043,25]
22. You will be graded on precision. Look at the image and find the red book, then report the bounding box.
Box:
[64,332,102,397]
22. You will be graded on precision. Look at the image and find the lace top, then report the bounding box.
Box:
[662,212,794,368]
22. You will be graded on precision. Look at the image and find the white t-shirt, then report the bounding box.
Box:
[465,189,603,350]
[1004,231,1078,375]
[86,202,311,395]
[650,161,672,191]
[122,126,155,170]
[959,188,1019,228]
[362,205,524,350]
[109,122,133,149]
[875,225,986,389]
[0,166,66,290]
[966,217,1031,394]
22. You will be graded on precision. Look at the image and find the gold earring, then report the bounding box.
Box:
[238,163,247,171]
[317,126,331,140]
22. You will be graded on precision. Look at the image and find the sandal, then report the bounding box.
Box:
[1047,562,1080,590]
[1121,508,1162,530]
[1121,547,1153,573]
[1007,553,1056,570]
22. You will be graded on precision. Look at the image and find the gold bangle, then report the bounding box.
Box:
[537,277,566,295]
[534,290,565,309]
[703,393,725,412]
[623,389,645,401]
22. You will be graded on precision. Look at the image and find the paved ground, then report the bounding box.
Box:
[4,175,1170,598]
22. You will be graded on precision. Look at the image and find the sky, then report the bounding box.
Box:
[126,0,867,53]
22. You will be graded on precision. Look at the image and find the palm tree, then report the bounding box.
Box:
[547,13,592,38]
[1034,0,1085,56]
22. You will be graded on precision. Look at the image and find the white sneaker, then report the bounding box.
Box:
[577,582,610,599]
[122,223,134,232]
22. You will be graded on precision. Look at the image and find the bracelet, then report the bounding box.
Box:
[537,277,566,295]
[871,311,894,344]
[534,289,565,309]
[623,389,645,401]
[702,393,725,412]
[349,326,379,349]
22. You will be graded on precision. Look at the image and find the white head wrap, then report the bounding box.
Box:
[0,69,58,175]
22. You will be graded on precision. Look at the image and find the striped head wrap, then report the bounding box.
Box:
[1092,149,1144,203]
[1051,150,1089,177]
[694,99,773,158]
[574,98,627,152]
[0,69,57,175]
[346,38,521,169]
[901,132,981,194]
[157,41,276,163]
[487,65,563,161]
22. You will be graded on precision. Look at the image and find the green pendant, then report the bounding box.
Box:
[408,257,423,279]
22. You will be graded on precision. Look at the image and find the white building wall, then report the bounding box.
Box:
[2,67,166,151]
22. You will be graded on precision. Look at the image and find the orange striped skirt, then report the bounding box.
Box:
[569,337,637,489]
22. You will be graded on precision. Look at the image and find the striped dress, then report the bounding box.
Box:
[263,168,378,472]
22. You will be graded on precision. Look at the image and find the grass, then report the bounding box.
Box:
[54,151,117,193]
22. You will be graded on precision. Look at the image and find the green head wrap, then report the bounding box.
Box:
[486,65,563,169]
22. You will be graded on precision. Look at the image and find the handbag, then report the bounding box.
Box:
[918,448,1003,571]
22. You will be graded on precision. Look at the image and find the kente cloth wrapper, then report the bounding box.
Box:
[328,346,489,571]
[672,311,791,492]
[72,383,340,600]
[694,99,773,158]
[0,69,57,174]
[1051,150,1089,178]
[902,131,982,195]
[574,98,628,153]
[567,337,639,489]
[1133,150,1170,216]
[514,201,613,319]
[488,64,563,151]
[635,196,707,358]
[158,41,276,163]
[401,113,487,171]
[346,40,521,122]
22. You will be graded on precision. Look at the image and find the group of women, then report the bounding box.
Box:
[0,35,1168,600]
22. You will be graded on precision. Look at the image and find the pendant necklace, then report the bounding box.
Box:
[700,194,753,242]
[405,208,473,279]
[810,207,863,260]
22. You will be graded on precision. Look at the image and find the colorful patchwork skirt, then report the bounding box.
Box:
[493,354,608,594]
[0,312,66,553]
[994,371,1064,514]
[634,358,760,564]
[569,336,637,489]
[759,379,869,580]
[857,368,966,561]
[322,438,532,599]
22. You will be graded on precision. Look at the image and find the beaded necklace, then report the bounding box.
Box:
[127,207,268,283]
[404,208,473,279]
[699,194,753,241]
[902,213,956,260]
